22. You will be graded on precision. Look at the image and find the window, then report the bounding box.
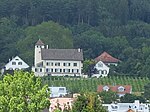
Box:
[72,69,78,73]
[18,62,22,65]
[118,86,125,92]
[59,88,65,92]
[35,68,37,72]
[55,62,60,66]
[46,62,53,66]
[73,63,77,66]
[46,68,49,72]
[12,62,15,65]
[103,86,109,91]
[40,68,42,72]
[98,63,103,67]
[63,63,70,66]
[51,69,53,72]
[15,59,19,61]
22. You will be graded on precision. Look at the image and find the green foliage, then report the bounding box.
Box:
[83,59,95,75]
[144,83,150,100]
[72,93,107,112]
[98,91,118,104]
[120,93,146,103]
[0,0,150,77]
[0,71,50,112]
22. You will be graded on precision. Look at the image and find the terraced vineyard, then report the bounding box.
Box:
[41,76,150,93]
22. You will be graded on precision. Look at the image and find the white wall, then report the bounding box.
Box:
[34,45,44,66]
[32,60,83,77]
[5,56,29,70]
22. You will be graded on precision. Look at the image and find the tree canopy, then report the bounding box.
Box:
[0,71,50,112]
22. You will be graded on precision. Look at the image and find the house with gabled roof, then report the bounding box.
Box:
[97,85,132,97]
[95,52,120,66]
[32,39,83,77]
[3,56,29,71]
[92,61,110,77]
[1,56,29,74]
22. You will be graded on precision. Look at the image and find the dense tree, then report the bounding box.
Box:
[0,0,150,77]
[120,93,146,103]
[0,71,50,112]
[72,93,107,112]
[98,91,118,104]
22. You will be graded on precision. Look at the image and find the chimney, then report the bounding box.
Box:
[46,45,49,49]
[78,48,81,52]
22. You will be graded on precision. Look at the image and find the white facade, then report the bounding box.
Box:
[92,61,109,78]
[103,100,149,112]
[4,56,29,70]
[32,40,83,77]
[32,60,83,77]
[49,87,67,98]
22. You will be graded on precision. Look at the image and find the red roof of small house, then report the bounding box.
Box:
[95,52,120,63]
[97,85,132,94]
[35,39,45,45]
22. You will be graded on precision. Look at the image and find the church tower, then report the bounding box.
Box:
[34,39,45,66]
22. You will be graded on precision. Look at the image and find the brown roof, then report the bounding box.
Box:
[35,39,45,45]
[95,52,120,63]
[97,85,132,94]
[41,49,83,61]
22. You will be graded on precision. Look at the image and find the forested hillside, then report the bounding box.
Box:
[0,0,150,77]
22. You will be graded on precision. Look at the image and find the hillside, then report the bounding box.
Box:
[0,0,150,76]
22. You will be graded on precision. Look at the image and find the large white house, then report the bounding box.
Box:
[32,39,83,77]
[3,56,29,71]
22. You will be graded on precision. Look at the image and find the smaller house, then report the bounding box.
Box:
[3,56,29,71]
[49,87,67,98]
[103,100,149,112]
[92,61,110,77]
[95,52,120,66]
[97,85,132,97]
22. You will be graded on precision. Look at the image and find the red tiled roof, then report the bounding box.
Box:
[95,52,120,63]
[35,39,45,45]
[97,85,132,94]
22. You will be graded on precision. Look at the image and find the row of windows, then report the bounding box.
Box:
[35,68,79,73]
[46,68,79,73]
[46,62,77,67]
[12,62,22,65]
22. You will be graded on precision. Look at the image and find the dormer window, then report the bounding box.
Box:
[103,86,109,91]
[98,63,103,67]
[118,86,125,92]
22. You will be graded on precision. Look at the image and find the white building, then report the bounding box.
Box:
[3,56,29,71]
[92,61,109,77]
[49,87,67,98]
[103,100,149,112]
[32,39,83,77]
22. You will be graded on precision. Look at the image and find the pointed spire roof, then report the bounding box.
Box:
[35,39,45,45]
[95,52,120,63]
